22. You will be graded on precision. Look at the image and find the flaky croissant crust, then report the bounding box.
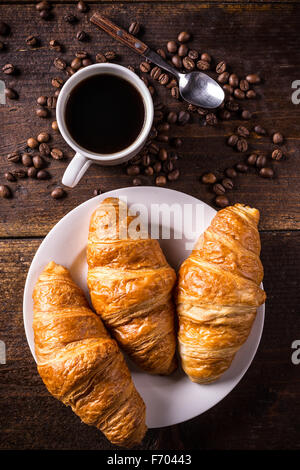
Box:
[177,204,266,383]
[87,197,177,375]
[33,261,146,448]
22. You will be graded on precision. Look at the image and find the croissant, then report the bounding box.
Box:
[176,203,266,383]
[33,261,146,448]
[87,197,177,375]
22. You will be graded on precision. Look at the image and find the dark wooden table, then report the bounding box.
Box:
[1,0,300,450]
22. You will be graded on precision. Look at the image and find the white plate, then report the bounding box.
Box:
[23,187,265,428]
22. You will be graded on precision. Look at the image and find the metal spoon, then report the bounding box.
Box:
[90,13,224,109]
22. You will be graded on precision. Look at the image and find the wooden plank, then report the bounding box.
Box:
[0,232,299,449]
[0,2,300,237]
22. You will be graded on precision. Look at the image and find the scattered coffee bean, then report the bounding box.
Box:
[178,31,191,43]
[247,153,258,166]
[51,187,66,199]
[153,162,162,173]
[64,13,77,24]
[37,132,50,143]
[171,137,182,148]
[156,48,166,59]
[246,73,261,84]
[234,88,245,99]
[172,55,182,69]
[105,51,117,60]
[76,30,87,41]
[215,195,229,208]
[223,84,233,96]
[36,107,48,118]
[157,133,169,142]
[196,59,210,71]
[222,178,234,190]
[219,109,231,120]
[201,52,211,62]
[158,73,169,85]
[155,175,167,185]
[246,90,256,99]
[54,57,66,70]
[96,52,107,63]
[213,183,226,195]
[22,153,33,167]
[126,165,140,176]
[51,120,58,131]
[216,61,226,74]
[227,134,239,147]
[226,99,239,112]
[140,61,151,73]
[229,74,239,87]
[167,40,177,53]
[37,169,50,180]
[33,154,45,169]
[166,78,178,90]
[241,110,252,120]
[77,0,88,12]
[259,167,274,178]
[39,143,51,156]
[254,125,266,135]
[168,169,180,181]
[0,185,11,198]
[2,63,15,75]
[171,86,180,99]
[225,168,237,178]
[51,148,63,160]
[148,85,155,96]
[178,110,190,125]
[202,173,217,184]
[7,152,20,163]
[47,96,57,109]
[144,166,154,176]
[218,72,229,84]
[4,172,16,182]
[178,44,188,57]
[158,122,170,133]
[239,79,250,92]
[256,155,267,168]
[236,138,248,152]
[237,125,250,137]
[37,96,47,106]
[129,21,140,35]
[27,167,38,178]
[52,77,64,88]
[82,58,92,67]
[93,188,102,196]
[39,9,51,20]
[167,111,178,124]
[12,169,27,179]
[0,21,10,36]
[272,132,283,144]
[235,162,248,173]
[27,137,38,149]
[272,149,283,160]
[132,177,142,186]
[183,56,195,71]
[26,35,38,47]
[71,57,82,70]
[206,113,218,126]
[36,1,50,11]
[159,148,168,161]
[188,50,199,60]
[142,154,151,167]
[5,88,18,100]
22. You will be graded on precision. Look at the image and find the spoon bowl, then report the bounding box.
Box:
[178,71,225,109]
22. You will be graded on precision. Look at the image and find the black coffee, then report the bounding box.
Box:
[65,74,145,154]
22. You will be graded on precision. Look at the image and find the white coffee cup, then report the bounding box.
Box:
[57,63,154,188]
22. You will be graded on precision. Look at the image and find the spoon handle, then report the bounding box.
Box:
[90,13,149,56]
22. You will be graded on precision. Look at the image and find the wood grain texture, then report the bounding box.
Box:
[0,2,300,236]
[0,232,299,450]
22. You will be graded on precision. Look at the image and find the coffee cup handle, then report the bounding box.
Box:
[62,152,92,188]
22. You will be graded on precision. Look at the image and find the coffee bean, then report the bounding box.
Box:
[22,153,33,167]
[227,134,239,147]
[171,86,180,99]
[0,21,10,36]
[223,84,233,96]
[158,73,169,85]
[27,137,38,149]
[246,74,261,84]
[144,166,154,176]
[51,148,63,160]
[246,90,256,99]
[51,120,58,131]
[163,160,174,173]
[93,188,102,196]
[76,31,87,41]
[142,154,151,167]
[54,57,66,70]
[26,35,38,47]
[37,169,50,180]
[166,78,178,90]
[52,77,64,88]
[0,185,11,198]
[2,63,15,75]
[199,53,210,63]
[196,59,210,71]
[148,85,155,96]
[229,74,239,87]
[178,31,191,43]
[219,109,231,120]
[188,50,199,60]
[213,183,226,195]
[168,169,180,181]
[129,21,140,35]
[37,132,50,143]
[7,152,20,163]
[82,58,92,67]
[158,122,170,132]
[183,56,195,71]
[172,55,182,69]
[178,44,188,57]
[206,113,218,126]
[51,187,66,199]
[225,168,237,178]
[36,1,50,11]
[247,153,258,166]
[239,79,250,92]
[236,138,248,152]
[272,132,283,144]
[5,88,18,100]
[254,125,266,135]
[237,125,250,137]
[64,13,77,24]
[33,155,45,169]
[157,133,169,142]
[27,167,37,178]
[127,165,140,176]
[155,175,167,186]
[272,149,283,161]
[171,137,182,148]
[36,107,48,118]
[37,96,47,106]
[40,9,51,20]
[131,177,142,187]
[235,162,248,173]
[167,41,177,53]
[39,143,51,156]
[217,72,229,84]
[153,162,162,173]
[202,173,217,184]
[234,88,245,99]
[256,155,267,168]
[241,110,252,120]
[12,169,27,179]
[167,111,178,124]
[216,61,226,74]
[156,48,166,59]
[149,143,159,155]
[222,178,234,190]
[154,110,164,122]
[105,51,117,61]
[70,57,81,70]
[159,148,168,162]
[77,0,88,12]
[178,110,190,125]
[4,172,16,182]
[215,195,229,208]
[259,167,274,178]
[47,96,57,109]
[96,52,107,63]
